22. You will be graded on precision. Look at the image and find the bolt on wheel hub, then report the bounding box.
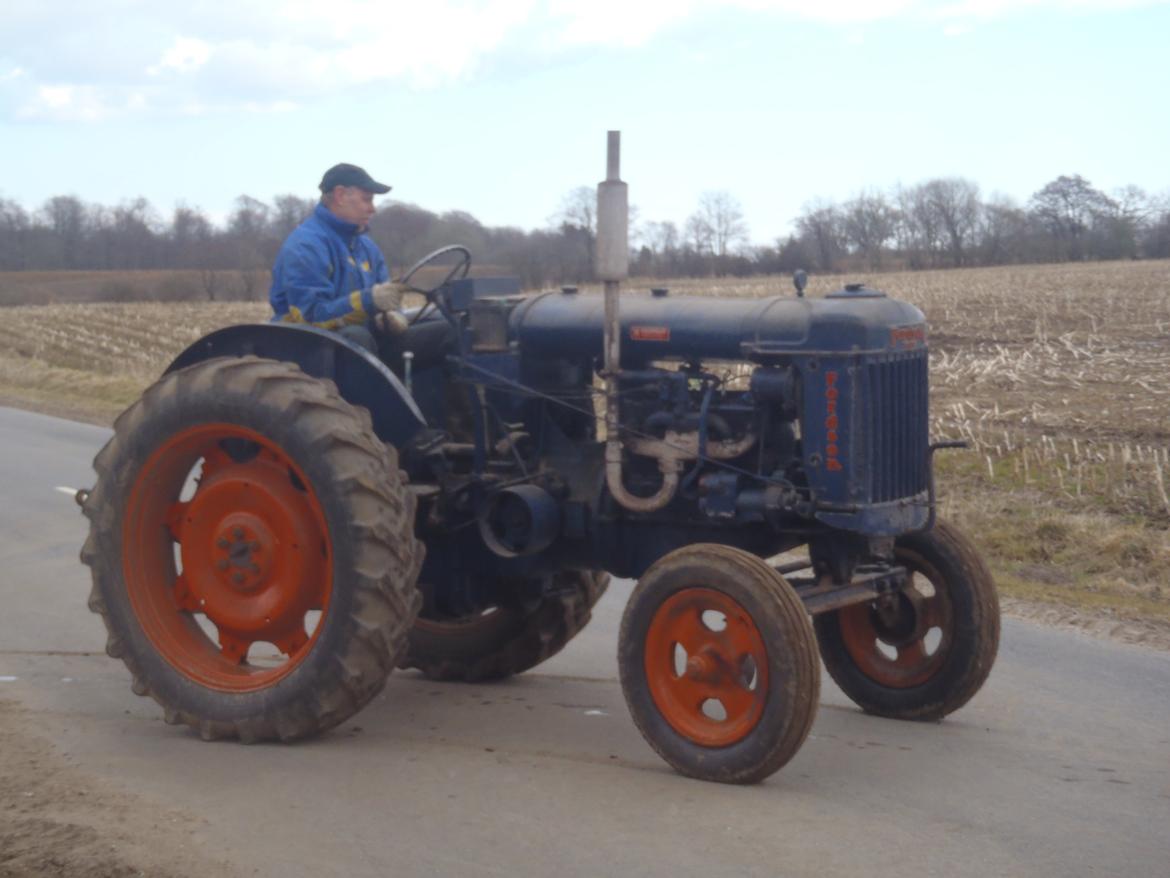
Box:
[210,516,272,593]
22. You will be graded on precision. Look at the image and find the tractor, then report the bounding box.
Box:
[79,135,998,784]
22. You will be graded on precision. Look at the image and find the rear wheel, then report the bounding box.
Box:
[401,570,609,681]
[81,356,424,741]
[619,545,819,784]
[814,519,999,721]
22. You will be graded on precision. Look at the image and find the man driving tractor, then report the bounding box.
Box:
[269,162,409,350]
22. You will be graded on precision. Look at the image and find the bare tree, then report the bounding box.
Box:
[694,190,748,260]
[644,220,679,256]
[842,191,897,269]
[1028,175,1116,261]
[40,195,90,268]
[795,200,845,272]
[271,194,315,240]
[684,213,714,255]
[923,177,981,267]
[0,198,31,270]
[976,194,1029,265]
[169,204,213,268]
[552,186,597,276]
[110,197,161,269]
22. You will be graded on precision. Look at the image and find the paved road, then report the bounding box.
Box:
[1,405,1168,877]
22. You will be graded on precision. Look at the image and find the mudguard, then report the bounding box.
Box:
[166,323,427,447]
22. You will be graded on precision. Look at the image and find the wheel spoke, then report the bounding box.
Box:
[918,595,947,630]
[665,608,716,657]
[164,501,189,540]
[894,639,928,671]
[304,579,329,613]
[717,676,759,719]
[274,626,310,658]
[172,573,200,613]
[199,446,233,480]
[218,632,250,664]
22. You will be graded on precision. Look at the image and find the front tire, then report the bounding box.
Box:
[619,545,820,784]
[81,356,424,741]
[814,519,999,721]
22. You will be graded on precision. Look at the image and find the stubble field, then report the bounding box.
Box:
[1,260,1168,641]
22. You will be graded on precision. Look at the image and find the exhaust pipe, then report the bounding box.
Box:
[596,132,679,513]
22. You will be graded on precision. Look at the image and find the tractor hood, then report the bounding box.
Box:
[508,285,926,364]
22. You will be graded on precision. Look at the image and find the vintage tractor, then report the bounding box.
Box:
[79,136,998,784]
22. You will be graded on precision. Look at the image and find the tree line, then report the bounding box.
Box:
[1,173,1167,295]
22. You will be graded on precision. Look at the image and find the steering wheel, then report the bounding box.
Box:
[396,244,472,327]
[401,244,472,295]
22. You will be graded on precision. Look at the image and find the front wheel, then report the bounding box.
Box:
[619,545,820,784]
[814,519,999,721]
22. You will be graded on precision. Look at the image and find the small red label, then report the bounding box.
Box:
[890,325,926,349]
[631,326,670,342]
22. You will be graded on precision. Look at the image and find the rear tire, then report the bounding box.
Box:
[814,519,999,721]
[81,356,424,742]
[401,570,610,681]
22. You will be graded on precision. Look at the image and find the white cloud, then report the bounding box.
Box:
[3,0,1167,121]
[20,83,116,121]
[148,36,212,75]
[932,0,1165,17]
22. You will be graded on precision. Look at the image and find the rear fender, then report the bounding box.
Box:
[166,323,427,447]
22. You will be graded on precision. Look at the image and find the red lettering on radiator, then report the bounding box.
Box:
[824,371,843,472]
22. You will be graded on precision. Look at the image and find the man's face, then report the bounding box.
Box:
[328,186,377,228]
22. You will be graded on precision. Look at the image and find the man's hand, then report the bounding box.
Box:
[374,310,409,335]
[371,280,410,313]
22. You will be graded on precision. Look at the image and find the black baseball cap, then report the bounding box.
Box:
[318,163,392,194]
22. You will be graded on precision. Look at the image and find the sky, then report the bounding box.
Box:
[1,0,1168,245]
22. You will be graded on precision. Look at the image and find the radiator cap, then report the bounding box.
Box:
[828,282,886,298]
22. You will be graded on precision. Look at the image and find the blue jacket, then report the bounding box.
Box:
[269,204,390,328]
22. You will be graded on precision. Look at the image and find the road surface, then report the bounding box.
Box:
[1,406,1168,877]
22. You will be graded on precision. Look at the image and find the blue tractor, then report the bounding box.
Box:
[80,144,998,785]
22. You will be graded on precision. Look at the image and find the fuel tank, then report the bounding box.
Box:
[509,285,925,363]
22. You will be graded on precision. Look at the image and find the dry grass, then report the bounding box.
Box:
[0,269,271,306]
[1,261,1168,632]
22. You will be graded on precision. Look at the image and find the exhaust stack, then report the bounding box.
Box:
[597,130,628,449]
[597,132,681,512]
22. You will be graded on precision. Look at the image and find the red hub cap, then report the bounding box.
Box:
[123,424,332,691]
[644,588,769,747]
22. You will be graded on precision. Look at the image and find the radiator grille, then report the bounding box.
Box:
[866,351,929,502]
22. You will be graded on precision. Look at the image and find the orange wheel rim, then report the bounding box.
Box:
[838,554,953,689]
[122,423,332,692]
[644,588,769,747]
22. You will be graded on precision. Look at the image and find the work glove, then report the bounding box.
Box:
[371,280,410,313]
[374,309,409,335]
[371,280,411,336]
